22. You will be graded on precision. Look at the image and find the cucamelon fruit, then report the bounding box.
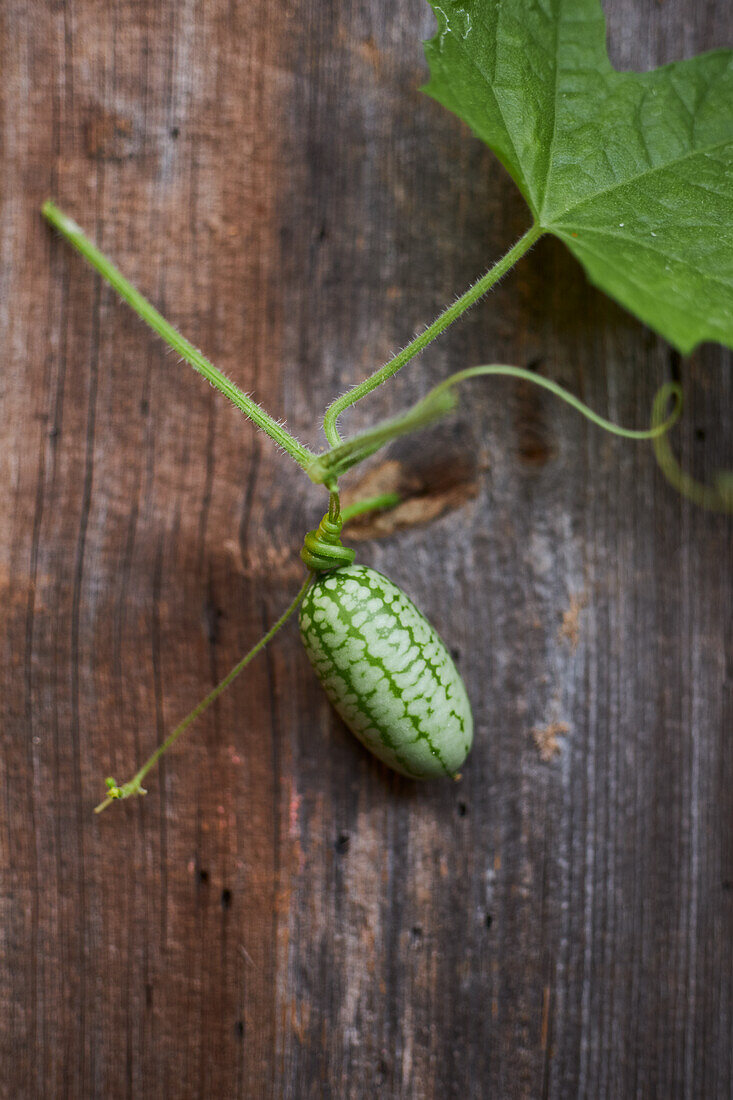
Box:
[299,564,473,778]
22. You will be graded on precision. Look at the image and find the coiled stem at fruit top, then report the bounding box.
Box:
[300,512,356,572]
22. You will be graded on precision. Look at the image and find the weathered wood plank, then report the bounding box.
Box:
[1,1,731,1097]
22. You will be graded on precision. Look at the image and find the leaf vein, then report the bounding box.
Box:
[544,137,733,224]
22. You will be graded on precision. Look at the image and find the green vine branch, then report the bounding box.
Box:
[42,201,314,471]
[427,367,683,440]
[340,492,401,523]
[95,575,313,812]
[321,224,543,446]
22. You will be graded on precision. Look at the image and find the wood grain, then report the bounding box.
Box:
[1,1,731,1096]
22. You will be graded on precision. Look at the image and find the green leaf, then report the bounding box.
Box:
[423,0,733,353]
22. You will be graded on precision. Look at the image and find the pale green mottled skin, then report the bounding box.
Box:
[299,564,473,778]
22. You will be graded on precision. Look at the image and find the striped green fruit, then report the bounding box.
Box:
[298,564,473,778]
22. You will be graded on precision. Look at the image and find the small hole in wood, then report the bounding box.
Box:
[335,832,350,855]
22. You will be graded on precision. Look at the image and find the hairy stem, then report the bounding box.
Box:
[42,201,313,470]
[94,576,312,812]
[322,224,543,445]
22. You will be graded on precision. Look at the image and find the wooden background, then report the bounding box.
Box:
[1,1,731,1096]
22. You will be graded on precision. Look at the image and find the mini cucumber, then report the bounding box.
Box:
[298,564,473,778]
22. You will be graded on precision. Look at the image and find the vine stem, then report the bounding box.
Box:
[428,368,683,440]
[42,201,314,470]
[94,576,313,812]
[340,492,401,523]
[322,223,543,445]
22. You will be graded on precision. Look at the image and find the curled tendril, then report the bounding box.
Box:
[311,366,685,486]
[301,512,356,572]
[652,382,733,512]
